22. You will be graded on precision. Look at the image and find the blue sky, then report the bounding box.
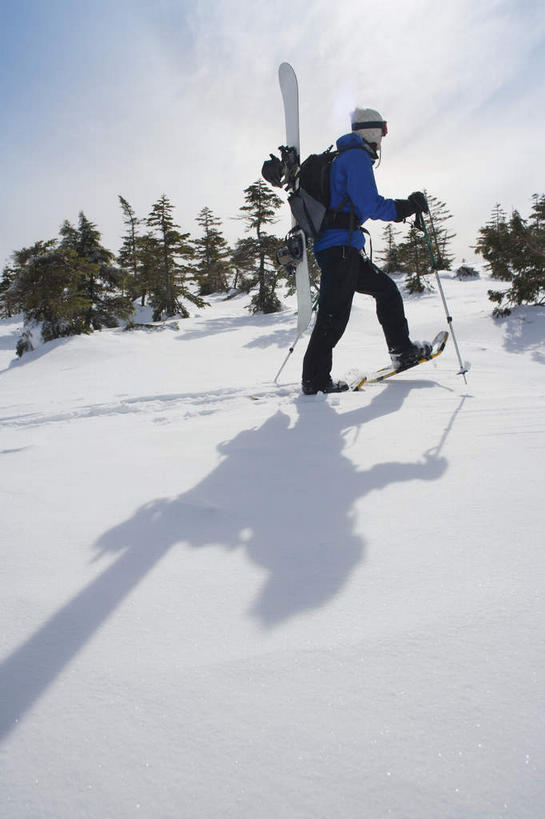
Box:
[1,0,544,268]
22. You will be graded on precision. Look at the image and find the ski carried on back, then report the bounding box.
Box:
[350,331,449,390]
[277,63,312,336]
[261,63,312,382]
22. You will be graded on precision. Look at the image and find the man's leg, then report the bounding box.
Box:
[302,246,358,390]
[355,257,411,352]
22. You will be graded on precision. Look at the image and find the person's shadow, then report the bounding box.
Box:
[0,381,448,740]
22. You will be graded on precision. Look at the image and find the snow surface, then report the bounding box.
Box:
[1,275,544,818]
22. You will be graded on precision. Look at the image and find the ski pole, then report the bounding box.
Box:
[415,210,468,383]
[273,286,319,383]
[274,328,304,383]
[273,291,319,383]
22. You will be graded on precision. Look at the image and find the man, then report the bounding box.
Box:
[302,107,431,395]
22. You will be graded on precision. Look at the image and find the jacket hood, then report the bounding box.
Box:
[336,132,364,151]
[336,131,377,160]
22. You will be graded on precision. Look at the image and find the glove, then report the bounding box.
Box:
[394,191,428,221]
[408,191,428,213]
[261,154,284,188]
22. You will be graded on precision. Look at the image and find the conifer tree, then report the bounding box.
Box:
[377,224,404,274]
[146,194,204,319]
[194,207,231,295]
[474,204,512,281]
[118,195,141,300]
[395,190,455,293]
[397,225,431,294]
[59,219,79,250]
[483,194,545,316]
[238,180,283,314]
[455,262,480,279]
[424,191,455,270]
[8,240,92,354]
[0,264,20,317]
[60,212,132,329]
[134,231,163,308]
[231,237,258,292]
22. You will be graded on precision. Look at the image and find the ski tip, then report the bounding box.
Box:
[278,62,296,81]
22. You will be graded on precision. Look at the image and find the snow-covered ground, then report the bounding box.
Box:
[1,273,544,818]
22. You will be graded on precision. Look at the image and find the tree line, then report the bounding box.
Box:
[376,192,545,314]
[0,182,296,354]
[0,184,455,340]
[1,184,543,355]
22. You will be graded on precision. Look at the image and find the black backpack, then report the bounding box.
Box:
[289,147,338,239]
[262,144,365,240]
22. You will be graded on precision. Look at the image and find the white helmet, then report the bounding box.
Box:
[350,107,388,150]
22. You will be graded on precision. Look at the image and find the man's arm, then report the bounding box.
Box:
[345,151,398,222]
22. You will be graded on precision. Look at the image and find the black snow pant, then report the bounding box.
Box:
[302,245,411,389]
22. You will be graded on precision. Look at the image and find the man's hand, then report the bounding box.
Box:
[408,191,428,213]
[394,191,429,221]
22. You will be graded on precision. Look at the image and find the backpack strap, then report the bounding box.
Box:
[321,144,371,239]
[322,143,369,241]
[322,195,351,228]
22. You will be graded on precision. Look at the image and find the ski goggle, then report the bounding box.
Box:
[352,120,388,136]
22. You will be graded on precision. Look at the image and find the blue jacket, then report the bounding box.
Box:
[313,132,398,253]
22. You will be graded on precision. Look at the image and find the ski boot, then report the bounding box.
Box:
[302,378,349,395]
[389,340,433,371]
